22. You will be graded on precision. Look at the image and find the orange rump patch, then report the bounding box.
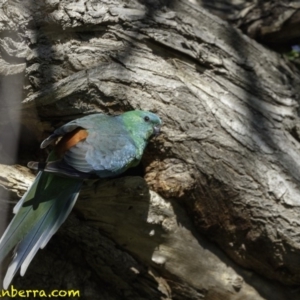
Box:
[55,128,88,156]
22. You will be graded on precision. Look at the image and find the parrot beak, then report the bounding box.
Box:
[153,126,161,136]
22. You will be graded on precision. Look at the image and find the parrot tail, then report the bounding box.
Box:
[0,170,83,289]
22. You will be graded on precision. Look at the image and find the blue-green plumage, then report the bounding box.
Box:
[0,110,161,289]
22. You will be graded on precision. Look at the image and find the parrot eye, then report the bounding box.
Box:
[144,116,150,122]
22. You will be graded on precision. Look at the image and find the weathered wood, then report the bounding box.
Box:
[191,0,249,21]
[1,0,300,298]
[233,0,300,49]
[192,1,300,51]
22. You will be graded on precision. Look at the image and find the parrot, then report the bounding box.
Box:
[0,110,161,289]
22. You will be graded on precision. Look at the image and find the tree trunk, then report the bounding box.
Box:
[0,0,300,299]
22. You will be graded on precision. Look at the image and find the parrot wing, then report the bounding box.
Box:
[63,130,139,177]
[41,114,140,177]
[40,114,110,149]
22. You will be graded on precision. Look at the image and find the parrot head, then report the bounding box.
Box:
[121,110,162,141]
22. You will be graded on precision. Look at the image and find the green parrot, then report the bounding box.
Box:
[0,110,161,289]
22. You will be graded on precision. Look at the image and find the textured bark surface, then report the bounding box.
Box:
[194,0,300,51]
[195,0,300,52]
[232,0,300,49]
[193,0,250,21]
[1,0,300,299]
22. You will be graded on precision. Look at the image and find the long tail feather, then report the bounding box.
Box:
[0,170,83,289]
[21,189,81,276]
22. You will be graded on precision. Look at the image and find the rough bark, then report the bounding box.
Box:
[1,0,300,299]
[193,0,300,52]
[233,0,300,49]
[192,0,251,21]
